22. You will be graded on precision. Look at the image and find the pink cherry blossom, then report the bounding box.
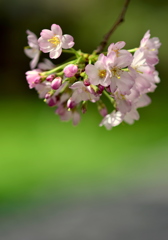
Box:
[107,41,133,65]
[106,51,134,95]
[131,49,160,94]
[24,30,40,69]
[34,81,51,98]
[25,69,41,89]
[85,54,111,87]
[69,81,99,104]
[55,105,81,126]
[113,91,132,114]
[123,94,151,124]
[38,24,74,59]
[139,30,161,65]
[123,108,140,124]
[107,41,126,55]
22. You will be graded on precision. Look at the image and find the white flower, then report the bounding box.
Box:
[99,111,123,130]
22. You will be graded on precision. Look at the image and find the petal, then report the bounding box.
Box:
[85,65,101,86]
[62,34,74,49]
[38,38,54,52]
[136,94,151,108]
[116,51,133,68]
[135,76,151,93]
[140,30,150,47]
[49,48,62,59]
[116,99,132,114]
[111,111,123,126]
[117,72,134,95]
[51,24,62,36]
[124,109,140,124]
[26,30,39,48]
[110,80,117,93]
[38,58,55,70]
[70,82,83,89]
[30,51,40,69]
[24,48,36,58]
[99,114,113,130]
[40,29,53,39]
[72,112,81,126]
[115,41,126,49]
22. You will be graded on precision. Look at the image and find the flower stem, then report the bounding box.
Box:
[41,60,78,76]
[103,90,114,104]
[94,0,131,54]
[128,48,138,53]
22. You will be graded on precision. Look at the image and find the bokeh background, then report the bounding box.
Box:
[0,0,168,239]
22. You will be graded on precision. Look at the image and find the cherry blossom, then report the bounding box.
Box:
[24,24,161,129]
[24,30,40,69]
[106,51,134,94]
[38,24,74,59]
[85,54,111,87]
[25,69,41,89]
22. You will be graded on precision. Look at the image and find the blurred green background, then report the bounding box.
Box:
[0,0,168,213]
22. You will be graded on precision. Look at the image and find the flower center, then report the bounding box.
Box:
[113,49,120,57]
[111,68,121,79]
[116,91,126,100]
[98,70,106,78]
[48,35,60,46]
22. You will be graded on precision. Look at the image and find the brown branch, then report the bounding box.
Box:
[94,0,131,54]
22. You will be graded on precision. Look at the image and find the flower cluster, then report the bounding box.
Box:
[24,24,161,130]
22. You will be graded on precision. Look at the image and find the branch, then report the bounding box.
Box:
[94,0,131,54]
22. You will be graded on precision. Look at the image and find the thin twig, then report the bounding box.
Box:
[94,0,131,54]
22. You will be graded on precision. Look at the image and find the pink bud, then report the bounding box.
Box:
[46,74,55,82]
[34,76,41,84]
[51,77,62,90]
[98,84,105,92]
[83,78,90,86]
[63,64,78,78]
[67,98,76,109]
[81,104,87,114]
[47,98,57,107]
[99,107,108,117]
[106,86,111,93]
[45,92,51,99]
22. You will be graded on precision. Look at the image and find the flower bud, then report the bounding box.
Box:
[45,92,51,99]
[51,77,62,90]
[63,64,78,78]
[106,86,111,93]
[34,76,41,84]
[99,107,108,117]
[81,102,87,114]
[47,98,57,107]
[83,78,90,86]
[97,84,105,94]
[67,98,76,109]
[46,74,55,82]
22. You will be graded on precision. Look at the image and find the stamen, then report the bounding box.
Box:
[48,35,60,46]
[111,68,121,78]
[98,70,106,78]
